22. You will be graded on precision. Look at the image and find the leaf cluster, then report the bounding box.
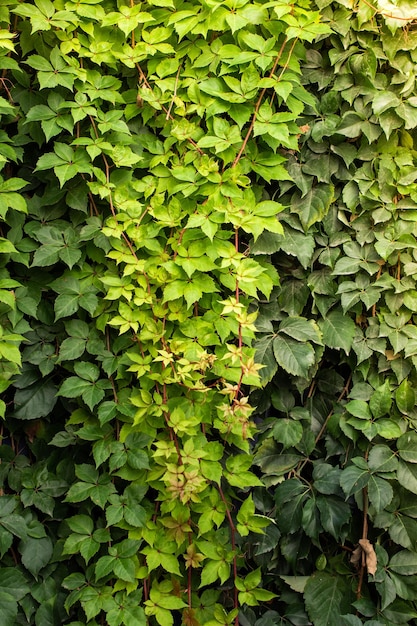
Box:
[0,0,331,625]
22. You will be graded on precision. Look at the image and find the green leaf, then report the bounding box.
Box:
[369,381,392,418]
[272,418,303,449]
[68,515,94,535]
[0,592,17,626]
[0,568,30,601]
[319,311,356,354]
[313,464,342,495]
[340,463,369,496]
[279,228,315,269]
[345,400,372,420]
[292,184,334,231]
[13,379,58,420]
[279,317,322,344]
[396,379,415,414]
[58,376,91,399]
[398,461,417,495]
[389,550,417,575]
[304,573,346,626]
[398,432,417,463]
[54,293,80,320]
[372,91,402,115]
[254,335,278,385]
[316,496,350,539]
[368,445,399,473]
[273,335,315,378]
[19,536,53,577]
[58,337,86,361]
[367,475,394,512]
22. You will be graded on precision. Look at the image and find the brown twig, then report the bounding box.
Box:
[361,0,417,21]
[232,37,298,168]
[297,373,352,475]
[135,63,203,155]
[166,64,181,121]
[218,484,239,626]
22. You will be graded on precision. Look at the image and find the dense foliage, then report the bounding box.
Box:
[1,0,417,625]
[250,1,417,624]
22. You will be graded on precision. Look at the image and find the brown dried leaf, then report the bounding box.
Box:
[359,538,377,576]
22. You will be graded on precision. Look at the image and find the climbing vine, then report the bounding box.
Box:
[2,0,417,625]
[248,1,417,624]
[0,1,329,625]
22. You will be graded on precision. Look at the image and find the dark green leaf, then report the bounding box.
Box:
[292,184,334,231]
[13,379,58,420]
[319,311,356,354]
[273,335,315,378]
[398,432,417,463]
[19,536,53,577]
[304,573,346,626]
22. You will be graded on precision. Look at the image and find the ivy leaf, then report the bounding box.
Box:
[316,496,350,539]
[397,432,417,464]
[368,475,394,513]
[292,184,334,231]
[396,379,415,414]
[369,381,392,418]
[254,335,278,385]
[273,335,315,378]
[19,536,53,577]
[368,445,399,473]
[372,91,402,115]
[304,573,348,626]
[0,592,17,626]
[397,461,417,495]
[0,568,30,601]
[279,317,323,344]
[389,550,417,575]
[272,418,303,449]
[319,311,356,354]
[340,463,370,497]
[13,378,58,420]
[279,228,315,269]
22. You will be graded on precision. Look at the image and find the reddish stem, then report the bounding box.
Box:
[218,485,239,625]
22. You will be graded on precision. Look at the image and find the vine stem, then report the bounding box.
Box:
[232,37,298,168]
[297,373,352,475]
[356,485,369,600]
[162,382,183,465]
[218,485,239,626]
[360,0,417,20]
[187,531,193,611]
[314,372,352,445]
[166,64,181,120]
[135,63,203,154]
[356,446,370,600]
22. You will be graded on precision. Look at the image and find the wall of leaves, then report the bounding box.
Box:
[1,0,417,625]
